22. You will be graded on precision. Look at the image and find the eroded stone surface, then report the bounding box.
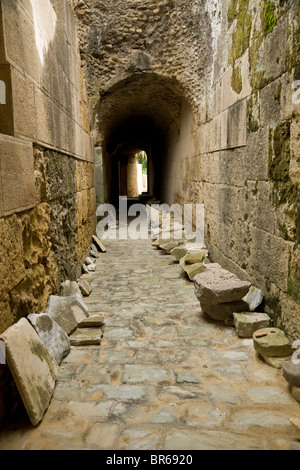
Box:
[194,269,251,305]
[233,312,271,338]
[46,296,88,335]
[27,313,70,364]
[0,318,59,426]
[70,328,102,346]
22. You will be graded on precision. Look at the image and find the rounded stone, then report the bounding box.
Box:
[282,360,300,387]
[253,328,293,358]
[291,386,300,403]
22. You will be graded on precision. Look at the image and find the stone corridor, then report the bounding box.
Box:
[0,233,299,451]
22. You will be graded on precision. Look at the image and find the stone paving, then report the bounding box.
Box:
[0,235,300,450]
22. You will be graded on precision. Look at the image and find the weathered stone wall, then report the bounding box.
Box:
[0,0,95,335]
[75,0,299,339]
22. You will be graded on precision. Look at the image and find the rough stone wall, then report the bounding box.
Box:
[75,0,299,339]
[0,0,95,335]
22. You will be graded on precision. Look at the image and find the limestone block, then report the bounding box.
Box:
[241,286,264,312]
[200,300,248,322]
[2,1,41,82]
[78,314,104,328]
[0,318,60,426]
[87,263,96,272]
[92,235,106,252]
[282,360,300,387]
[11,67,36,138]
[0,135,36,214]
[78,279,92,297]
[0,64,14,136]
[171,244,207,261]
[160,240,183,254]
[46,295,88,335]
[233,312,271,338]
[27,313,70,364]
[182,263,206,281]
[194,268,251,305]
[69,328,102,346]
[60,280,82,298]
[253,328,293,358]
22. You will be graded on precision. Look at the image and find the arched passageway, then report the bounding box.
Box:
[94,72,192,207]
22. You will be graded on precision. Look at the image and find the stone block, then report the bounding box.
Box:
[0,318,59,426]
[253,328,294,358]
[0,135,36,215]
[60,280,82,298]
[11,67,36,138]
[182,263,206,281]
[194,268,251,305]
[92,234,106,252]
[69,327,102,346]
[0,64,14,136]
[233,312,271,338]
[282,360,300,387]
[78,314,104,328]
[78,279,92,297]
[46,295,88,335]
[27,313,70,364]
[242,286,264,312]
[201,300,248,322]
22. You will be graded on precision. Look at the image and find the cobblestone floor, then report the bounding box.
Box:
[0,235,300,450]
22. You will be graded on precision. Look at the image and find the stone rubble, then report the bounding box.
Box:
[0,232,300,449]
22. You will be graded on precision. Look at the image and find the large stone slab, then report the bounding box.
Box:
[253,328,293,358]
[92,235,106,252]
[46,295,89,335]
[233,312,271,338]
[0,318,60,426]
[69,328,102,346]
[27,313,70,364]
[194,268,251,305]
[78,314,105,328]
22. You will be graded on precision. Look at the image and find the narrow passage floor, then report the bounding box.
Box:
[0,235,300,450]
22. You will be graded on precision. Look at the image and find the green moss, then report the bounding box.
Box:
[279,223,289,240]
[266,295,282,321]
[269,120,291,183]
[287,261,300,302]
[262,1,277,36]
[274,81,282,103]
[228,0,251,65]
[231,64,243,94]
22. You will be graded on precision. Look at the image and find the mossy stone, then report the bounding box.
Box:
[253,327,293,357]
